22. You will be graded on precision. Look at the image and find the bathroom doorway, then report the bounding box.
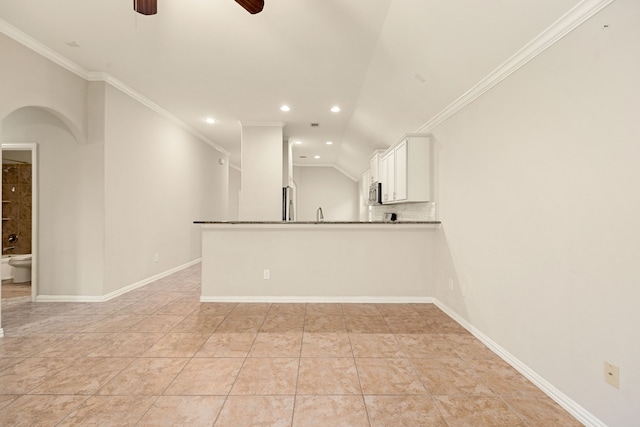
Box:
[1,143,37,301]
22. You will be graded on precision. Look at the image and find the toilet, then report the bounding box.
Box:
[9,254,32,283]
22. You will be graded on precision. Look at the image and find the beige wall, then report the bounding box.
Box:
[2,107,104,296]
[239,124,283,221]
[293,166,359,222]
[201,224,435,300]
[0,33,229,300]
[103,84,228,294]
[431,0,639,424]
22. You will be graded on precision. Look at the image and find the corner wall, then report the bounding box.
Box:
[431,0,639,424]
[103,84,228,294]
[293,166,359,221]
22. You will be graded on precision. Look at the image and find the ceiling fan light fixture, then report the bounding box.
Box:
[133,0,157,15]
[234,0,264,14]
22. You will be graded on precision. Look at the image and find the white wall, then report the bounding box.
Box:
[0,32,229,299]
[0,34,87,142]
[293,166,359,221]
[2,107,104,296]
[431,0,639,424]
[103,84,228,294]
[201,224,435,300]
[228,166,241,221]
[239,124,283,221]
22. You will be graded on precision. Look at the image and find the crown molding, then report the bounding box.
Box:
[292,163,358,182]
[0,19,230,156]
[0,19,88,79]
[417,0,616,133]
[88,72,230,155]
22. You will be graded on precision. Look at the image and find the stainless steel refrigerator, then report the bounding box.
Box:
[282,186,294,221]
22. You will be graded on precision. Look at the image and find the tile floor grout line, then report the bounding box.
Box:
[211,304,265,426]
[345,329,372,427]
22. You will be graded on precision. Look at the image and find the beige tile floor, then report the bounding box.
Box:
[0,264,583,426]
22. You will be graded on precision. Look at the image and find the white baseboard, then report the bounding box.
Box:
[433,299,606,427]
[36,258,201,303]
[200,296,435,304]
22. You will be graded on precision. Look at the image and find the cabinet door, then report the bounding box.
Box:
[394,140,408,201]
[383,151,395,203]
[361,170,370,205]
[369,155,378,183]
[380,152,389,202]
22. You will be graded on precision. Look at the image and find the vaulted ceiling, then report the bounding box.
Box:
[0,0,581,178]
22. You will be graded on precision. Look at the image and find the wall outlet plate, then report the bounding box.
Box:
[605,361,619,388]
[263,269,270,280]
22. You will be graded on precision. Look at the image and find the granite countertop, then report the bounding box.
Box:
[194,220,441,225]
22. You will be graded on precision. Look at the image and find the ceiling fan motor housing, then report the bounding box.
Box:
[235,0,264,14]
[133,0,157,16]
[133,0,264,16]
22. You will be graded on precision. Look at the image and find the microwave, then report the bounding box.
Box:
[368,182,382,205]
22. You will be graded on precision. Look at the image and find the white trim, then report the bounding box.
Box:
[88,73,230,156]
[2,142,38,302]
[200,296,434,304]
[36,258,201,303]
[292,163,358,182]
[0,328,4,338]
[417,0,615,134]
[434,299,607,427]
[0,19,88,79]
[229,163,242,173]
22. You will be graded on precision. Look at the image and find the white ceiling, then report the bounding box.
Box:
[0,0,581,178]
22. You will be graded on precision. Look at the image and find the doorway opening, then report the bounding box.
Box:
[1,143,38,302]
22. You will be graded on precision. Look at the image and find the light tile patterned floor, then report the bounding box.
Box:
[0,264,583,426]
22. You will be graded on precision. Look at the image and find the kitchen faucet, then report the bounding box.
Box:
[316,207,324,222]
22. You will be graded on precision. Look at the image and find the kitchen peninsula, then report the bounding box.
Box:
[195,221,441,302]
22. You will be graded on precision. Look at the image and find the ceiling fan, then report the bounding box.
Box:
[133,0,264,16]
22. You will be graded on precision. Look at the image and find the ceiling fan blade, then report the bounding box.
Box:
[133,0,157,15]
[235,0,264,14]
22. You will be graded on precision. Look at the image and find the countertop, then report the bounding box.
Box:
[194,220,441,225]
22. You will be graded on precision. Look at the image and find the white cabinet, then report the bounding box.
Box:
[381,150,394,203]
[368,151,384,183]
[361,170,370,205]
[382,134,431,204]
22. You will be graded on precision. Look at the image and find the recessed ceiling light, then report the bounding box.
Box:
[330,106,341,113]
[205,117,216,124]
[280,105,291,112]
[314,155,321,159]
[326,141,333,145]
[294,141,302,145]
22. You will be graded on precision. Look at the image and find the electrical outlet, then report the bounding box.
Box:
[154,253,159,263]
[605,362,619,388]
[263,269,270,280]
[448,278,454,291]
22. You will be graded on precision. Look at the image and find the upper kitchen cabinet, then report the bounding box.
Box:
[361,169,370,205]
[382,134,432,204]
[368,150,384,184]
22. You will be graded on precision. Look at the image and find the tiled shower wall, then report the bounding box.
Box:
[2,164,32,255]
